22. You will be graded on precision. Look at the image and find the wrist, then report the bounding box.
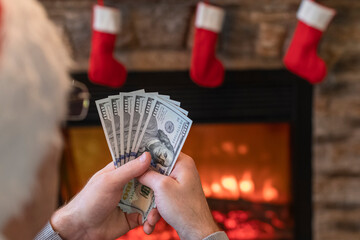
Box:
[197,219,220,240]
[50,205,85,240]
[180,219,219,240]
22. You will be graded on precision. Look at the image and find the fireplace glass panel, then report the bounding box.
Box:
[183,123,293,240]
[62,122,292,240]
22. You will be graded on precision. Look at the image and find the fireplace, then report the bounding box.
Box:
[63,70,312,240]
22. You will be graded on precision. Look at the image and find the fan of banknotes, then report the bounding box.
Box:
[96,89,192,221]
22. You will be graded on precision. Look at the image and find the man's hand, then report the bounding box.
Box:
[51,152,161,240]
[138,153,219,240]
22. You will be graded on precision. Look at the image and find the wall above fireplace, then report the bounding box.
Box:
[39,0,359,73]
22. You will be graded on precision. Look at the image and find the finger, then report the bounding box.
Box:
[143,209,160,236]
[170,152,196,179]
[143,221,155,235]
[125,212,142,229]
[110,152,151,188]
[101,161,116,172]
[138,169,174,191]
[123,212,132,231]
[146,208,161,227]
[179,152,190,159]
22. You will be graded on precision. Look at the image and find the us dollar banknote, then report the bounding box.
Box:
[157,94,188,116]
[130,94,147,161]
[119,95,156,214]
[129,93,186,162]
[109,96,122,167]
[95,99,117,165]
[119,97,192,221]
[131,95,156,159]
[115,90,144,166]
[121,93,135,164]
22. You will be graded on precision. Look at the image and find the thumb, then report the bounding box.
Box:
[110,152,151,188]
[138,169,173,191]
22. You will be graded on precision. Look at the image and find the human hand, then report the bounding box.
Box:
[51,152,161,240]
[138,152,219,240]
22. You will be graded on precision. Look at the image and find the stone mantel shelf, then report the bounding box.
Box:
[70,50,284,72]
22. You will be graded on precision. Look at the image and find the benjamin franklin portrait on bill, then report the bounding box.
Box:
[138,115,175,171]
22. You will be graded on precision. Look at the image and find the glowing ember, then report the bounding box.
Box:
[263,180,279,202]
[224,218,238,229]
[239,171,254,194]
[212,210,226,223]
[118,207,291,240]
[265,210,276,219]
[228,210,249,222]
[272,217,286,229]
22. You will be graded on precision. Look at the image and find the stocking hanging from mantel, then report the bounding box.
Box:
[190,2,226,88]
[283,0,336,84]
[88,0,127,88]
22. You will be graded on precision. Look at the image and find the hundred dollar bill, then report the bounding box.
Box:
[118,95,156,214]
[129,94,187,162]
[148,92,182,109]
[121,90,145,163]
[130,95,156,160]
[95,98,117,165]
[158,96,180,107]
[163,98,188,116]
[119,93,133,164]
[150,93,188,116]
[154,94,188,116]
[130,94,147,160]
[119,97,192,221]
[112,90,144,166]
[124,93,137,164]
[109,96,123,167]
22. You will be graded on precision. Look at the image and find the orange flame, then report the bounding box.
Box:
[211,182,222,194]
[220,175,240,199]
[263,179,278,202]
[239,171,254,194]
[221,175,238,192]
[203,172,281,203]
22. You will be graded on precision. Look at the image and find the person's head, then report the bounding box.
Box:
[0,0,70,239]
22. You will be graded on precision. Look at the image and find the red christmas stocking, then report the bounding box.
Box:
[283,0,336,84]
[190,2,225,88]
[89,4,127,88]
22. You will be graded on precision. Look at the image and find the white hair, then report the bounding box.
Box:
[0,0,70,234]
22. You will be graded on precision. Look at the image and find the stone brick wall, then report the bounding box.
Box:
[39,0,360,239]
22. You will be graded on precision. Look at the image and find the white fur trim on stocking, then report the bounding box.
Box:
[93,5,121,34]
[297,0,336,31]
[195,2,225,33]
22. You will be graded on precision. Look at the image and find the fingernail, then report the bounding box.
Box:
[140,153,147,162]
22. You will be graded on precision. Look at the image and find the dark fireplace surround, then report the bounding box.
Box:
[70,70,313,240]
